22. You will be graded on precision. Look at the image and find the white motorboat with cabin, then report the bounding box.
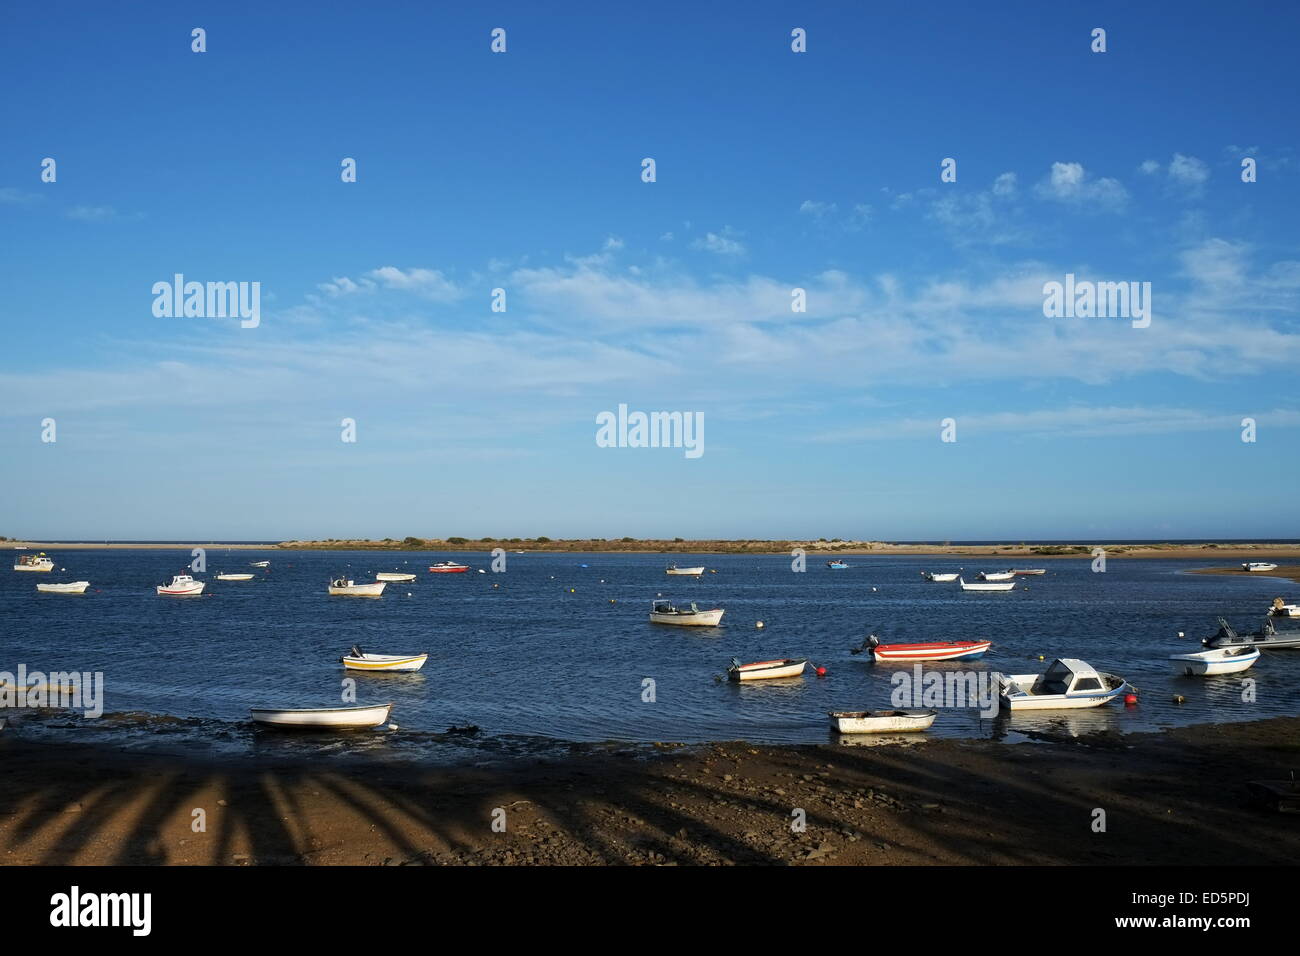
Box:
[36,581,90,594]
[250,702,392,729]
[998,658,1127,711]
[649,600,723,626]
[728,657,808,681]
[328,578,386,597]
[340,645,427,672]
[14,553,54,572]
[1169,646,1260,676]
[158,573,205,596]
[959,576,1016,592]
[666,564,706,576]
[828,709,937,734]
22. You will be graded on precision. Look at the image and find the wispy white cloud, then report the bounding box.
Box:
[691,229,745,256]
[1034,162,1127,209]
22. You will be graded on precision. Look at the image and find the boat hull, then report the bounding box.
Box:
[428,565,468,573]
[158,584,205,596]
[1169,649,1260,676]
[36,581,90,594]
[999,674,1126,711]
[873,640,991,662]
[376,573,417,582]
[977,572,1016,582]
[923,573,959,582]
[328,582,386,596]
[650,609,724,626]
[959,578,1016,592]
[250,703,392,729]
[730,659,807,681]
[341,654,428,672]
[216,573,255,581]
[829,710,937,734]
[666,567,705,575]
[13,563,54,572]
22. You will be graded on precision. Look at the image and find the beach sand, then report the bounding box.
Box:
[3,718,1297,865]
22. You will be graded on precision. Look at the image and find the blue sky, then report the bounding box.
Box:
[2,1,1298,541]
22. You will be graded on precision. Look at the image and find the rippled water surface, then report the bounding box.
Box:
[3,549,1298,747]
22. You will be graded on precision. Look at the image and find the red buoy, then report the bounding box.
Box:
[815,666,827,677]
[1124,693,1138,706]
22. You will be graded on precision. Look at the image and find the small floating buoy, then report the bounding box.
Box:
[1172,695,1185,704]
[1037,655,1045,661]
[815,666,827,677]
[387,723,399,730]
[493,583,500,589]
[756,621,765,628]
[1124,693,1138,706]
[609,599,615,604]
[871,587,877,592]
[1177,631,1185,638]
[406,592,412,597]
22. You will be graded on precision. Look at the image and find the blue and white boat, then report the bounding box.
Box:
[998,658,1127,711]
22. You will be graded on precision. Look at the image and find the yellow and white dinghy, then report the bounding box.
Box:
[340,645,428,672]
[36,581,90,594]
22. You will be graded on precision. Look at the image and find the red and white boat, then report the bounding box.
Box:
[864,635,991,662]
[428,562,469,574]
[1010,568,1046,576]
[158,573,205,596]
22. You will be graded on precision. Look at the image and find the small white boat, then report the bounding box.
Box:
[375,572,417,582]
[959,576,1015,592]
[216,572,255,581]
[158,573,205,596]
[999,658,1127,711]
[1169,646,1260,676]
[1010,568,1047,576]
[666,565,706,576]
[649,600,724,626]
[250,702,392,729]
[13,553,54,572]
[340,645,427,672]
[1243,562,1279,572]
[977,571,1016,582]
[1270,598,1300,618]
[36,581,90,594]
[828,709,937,734]
[328,578,386,597]
[728,657,808,681]
[921,571,959,582]
[250,561,271,568]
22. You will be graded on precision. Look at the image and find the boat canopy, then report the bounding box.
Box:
[1036,658,1105,694]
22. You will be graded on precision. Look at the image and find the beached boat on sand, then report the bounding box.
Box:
[862,634,991,662]
[1201,616,1300,650]
[1169,646,1260,676]
[1243,562,1279,572]
[328,578,386,596]
[666,564,706,575]
[13,553,54,572]
[376,572,417,582]
[216,572,255,581]
[921,571,959,582]
[341,645,427,672]
[36,581,90,594]
[428,562,468,573]
[158,573,204,596]
[250,702,392,729]
[650,600,724,626]
[728,657,807,681]
[998,658,1127,711]
[959,576,1015,592]
[976,571,1016,582]
[828,709,937,734]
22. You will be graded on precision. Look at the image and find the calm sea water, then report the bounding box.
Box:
[3,549,1298,750]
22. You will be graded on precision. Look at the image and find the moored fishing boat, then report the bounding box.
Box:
[666,564,706,575]
[921,571,959,582]
[826,560,849,569]
[13,553,54,572]
[328,577,386,596]
[649,600,724,626]
[157,573,205,596]
[728,657,807,681]
[1169,646,1260,676]
[250,561,270,568]
[828,709,937,734]
[862,634,991,662]
[1270,598,1300,618]
[340,645,427,672]
[1201,616,1300,650]
[1010,568,1046,576]
[998,658,1127,711]
[1243,561,1279,572]
[959,576,1016,592]
[250,702,392,729]
[36,581,90,594]
[428,562,469,573]
[376,572,417,582]
[216,572,255,581]
[977,571,1016,582]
